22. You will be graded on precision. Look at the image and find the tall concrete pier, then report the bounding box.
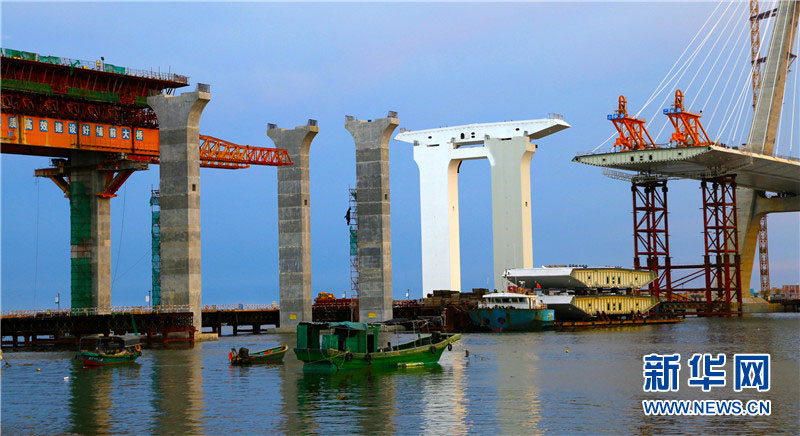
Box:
[148,84,210,333]
[346,112,399,322]
[486,136,536,291]
[68,151,111,311]
[267,120,319,330]
[739,0,800,289]
[395,119,570,295]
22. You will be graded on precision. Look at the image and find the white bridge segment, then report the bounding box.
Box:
[395,119,570,295]
[573,145,800,195]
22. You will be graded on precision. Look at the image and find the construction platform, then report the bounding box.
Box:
[1,306,195,348]
[573,144,800,195]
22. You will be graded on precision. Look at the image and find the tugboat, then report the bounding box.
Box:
[467,292,555,332]
[76,335,142,366]
[294,322,461,371]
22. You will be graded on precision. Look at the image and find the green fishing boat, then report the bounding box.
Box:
[229,344,289,365]
[294,322,461,371]
[76,335,142,367]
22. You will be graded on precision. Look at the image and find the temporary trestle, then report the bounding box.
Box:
[700,176,743,317]
[631,180,672,300]
[629,175,743,316]
[34,155,148,311]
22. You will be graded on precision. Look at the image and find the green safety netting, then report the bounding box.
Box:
[66,87,120,103]
[350,227,357,255]
[103,63,126,75]
[70,182,92,309]
[151,195,161,306]
[2,79,53,95]
[38,55,61,65]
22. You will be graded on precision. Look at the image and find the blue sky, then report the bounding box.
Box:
[2,2,798,310]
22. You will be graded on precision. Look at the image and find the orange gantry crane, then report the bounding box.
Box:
[609,95,657,152]
[663,89,712,147]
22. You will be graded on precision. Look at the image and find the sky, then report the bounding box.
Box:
[1,2,798,311]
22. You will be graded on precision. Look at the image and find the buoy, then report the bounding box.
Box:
[36,368,41,371]
[336,394,347,400]
[565,349,570,353]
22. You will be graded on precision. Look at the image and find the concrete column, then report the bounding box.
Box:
[69,151,111,311]
[267,121,319,331]
[148,85,210,333]
[486,136,535,291]
[412,149,462,295]
[746,0,799,155]
[737,188,800,291]
[346,112,398,322]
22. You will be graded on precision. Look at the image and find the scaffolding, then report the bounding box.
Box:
[70,181,92,309]
[348,187,359,298]
[348,187,359,321]
[631,180,672,300]
[150,189,161,306]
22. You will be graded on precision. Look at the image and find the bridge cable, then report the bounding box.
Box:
[690,4,750,108]
[112,182,127,288]
[32,178,40,310]
[705,36,752,129]
[592,1,727,153]
[684,2,744,97]
[634,0,727,118]
[775,20,799,157]
[790,29,799,155]
[700,5,757,112]
[646,1,735,141]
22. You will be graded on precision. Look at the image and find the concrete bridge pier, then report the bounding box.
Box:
[412,153,462,295]
[346,112,399,323]
[486,136,536,291]
[267,120,319,331]
[737,189,800,291]
[68,151,112,312]
[148,84,211,333]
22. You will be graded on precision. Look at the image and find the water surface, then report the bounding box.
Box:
[2,314,798,435]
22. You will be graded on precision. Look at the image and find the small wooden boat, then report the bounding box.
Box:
[294,322,461,371]
[76,335,142,367]
[229,344,289,365]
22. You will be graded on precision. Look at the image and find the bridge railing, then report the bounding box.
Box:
[1,48,190,85]
[203,304,279,312]
[1,305,192,318]
[579,141,800,162]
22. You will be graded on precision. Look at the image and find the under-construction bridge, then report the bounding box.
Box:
[1,48,294,320]
[574,0,799,316]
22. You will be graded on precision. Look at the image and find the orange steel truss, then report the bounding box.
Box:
[663,89,712,147]
[198,135,293,168]
[608,95,657,152]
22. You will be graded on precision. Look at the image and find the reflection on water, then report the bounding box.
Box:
[149,345,205,435]
[1,314,798,435]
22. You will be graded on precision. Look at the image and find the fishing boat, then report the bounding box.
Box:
[294,322,461,371]
[76,335,142,366]
[229,344,289,364]
[467,292,555,332]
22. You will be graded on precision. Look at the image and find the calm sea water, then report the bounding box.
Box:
[2,314,798,435]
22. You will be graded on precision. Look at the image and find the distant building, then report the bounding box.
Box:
[771,284,799,300]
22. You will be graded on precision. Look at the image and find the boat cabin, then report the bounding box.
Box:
[479,292,545,310]
[78,335,140,354]
[296,322,381,354]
